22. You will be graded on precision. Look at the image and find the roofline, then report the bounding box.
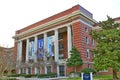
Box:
[15,4,95,34]
[13,5,97,40]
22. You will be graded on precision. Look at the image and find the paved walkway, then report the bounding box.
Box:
[16,77,68,80]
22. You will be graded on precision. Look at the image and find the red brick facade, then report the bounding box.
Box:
[13,4,97,76]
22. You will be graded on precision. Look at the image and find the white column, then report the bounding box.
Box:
[55,29,59,62]
[54,29,59,77]
[90,72,93,80]
[81,72,84,80]
[34,36,38,62]
[44,33,47,74]
[57,65,59,77]
[44,33,47,61]
[17,42,20,62]
[17,41,22,74]
[26,38,29,74]
[67,25,72,58]
[19,41,22,62]
[26,38,29,62]
[34,36,38,74]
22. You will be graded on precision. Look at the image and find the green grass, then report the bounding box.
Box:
[62,75,120,80]
[93,75,113,80]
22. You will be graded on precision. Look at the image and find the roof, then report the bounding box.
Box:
[16,4,93,34]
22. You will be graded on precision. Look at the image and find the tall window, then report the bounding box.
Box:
[59,34,63,40]
[20,68,23,74]
[28,67,31,74]
[36,67,40,74]
[59,53,64,59]
[92,38,94,45]
[86,37,89,44]
[59,44,64,50]
[46,66,52,73]
[86,49,90,58]
[85,27,88,32]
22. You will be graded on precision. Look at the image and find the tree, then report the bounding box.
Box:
[91,16,120,79]
[0,47,15,78]
[66,46,83,72]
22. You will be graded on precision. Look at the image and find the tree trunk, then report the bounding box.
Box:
[113,69,118,80]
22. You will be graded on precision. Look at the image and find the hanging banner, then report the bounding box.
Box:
[37,38,44,59]
[47,36,54,57]
[29,41,34,60]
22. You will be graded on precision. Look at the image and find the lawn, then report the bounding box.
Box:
[62,75,120,80]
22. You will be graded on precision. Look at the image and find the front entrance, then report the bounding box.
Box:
[59,65,65,76]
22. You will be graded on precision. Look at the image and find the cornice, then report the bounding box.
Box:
[13,10,96,40]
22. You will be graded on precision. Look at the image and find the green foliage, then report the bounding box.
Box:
[6,74,20,77]
[66,46,83,73]
[0,78,16,80]
[66,46,83,68]
[81,68,96,74]
[37,73,57,78]
[6,73,57,78]
[91,16,120,79]
[99,16,119,30]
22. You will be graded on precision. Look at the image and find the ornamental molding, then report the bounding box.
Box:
[13,10,96,40]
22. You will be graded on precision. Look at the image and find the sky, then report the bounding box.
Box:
[0,0,120,48]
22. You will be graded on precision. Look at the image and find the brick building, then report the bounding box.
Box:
[13,4,97,76]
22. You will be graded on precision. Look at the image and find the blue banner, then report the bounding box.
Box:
[47,36,54,57]
[29,41,34,60]
[37,38,44,59]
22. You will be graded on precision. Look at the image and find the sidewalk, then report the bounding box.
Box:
[16,77,68,80]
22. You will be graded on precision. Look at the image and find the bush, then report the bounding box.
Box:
[37,73,57,78]
[0,78,16,80]
[81,68,96,74]
[5,73,57,78]
[6,74,20,77]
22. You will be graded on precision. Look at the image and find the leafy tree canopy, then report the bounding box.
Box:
[66,46,83,72]
[91,16,120,79]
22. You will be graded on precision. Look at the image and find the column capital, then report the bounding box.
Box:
[54,29,58,31]
[67,24,72,27]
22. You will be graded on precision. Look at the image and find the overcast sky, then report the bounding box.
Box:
[0,0,120,48]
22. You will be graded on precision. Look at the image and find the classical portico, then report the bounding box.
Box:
[16,25,72,76]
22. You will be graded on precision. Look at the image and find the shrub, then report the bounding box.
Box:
[5,73,57,78]
[0,78,16,80]
[37,73,57,78]
[6,74,20,77]
[81,68,96,74]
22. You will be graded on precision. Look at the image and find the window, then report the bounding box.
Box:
[59,54,64,59]
[85,27,88,32]
[86,37,89,44]
[92,38,94,45]
[59,65,65,76]
[36,67,40,74]
[86,49,90,58]
[59,44,64,50]
[20,68,23,74]
[59,34,63,40]
[28,67,31,74]
[46,66,52,73]
[99,69,108,72]
[88,64,91,68]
